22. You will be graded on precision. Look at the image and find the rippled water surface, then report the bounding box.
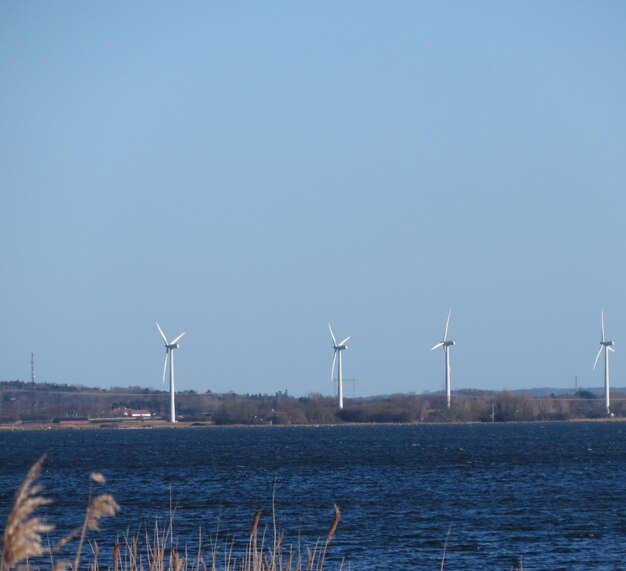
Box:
[2,423,626,569]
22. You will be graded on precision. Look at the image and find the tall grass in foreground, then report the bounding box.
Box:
[0,456,343,571]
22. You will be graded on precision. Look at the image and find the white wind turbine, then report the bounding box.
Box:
[157,323,186,423]
[593,310,615,417]
[431,308,455,409]
[329,324,351,410]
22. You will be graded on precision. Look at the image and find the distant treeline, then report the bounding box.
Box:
[0,380,163,394]
[0,381,622,424]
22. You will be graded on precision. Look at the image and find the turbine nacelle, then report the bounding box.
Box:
[157,323,186,350]
[328,324,350,352]
[431,340,456,351]
[432,308,455,351]
[594,312,616,370]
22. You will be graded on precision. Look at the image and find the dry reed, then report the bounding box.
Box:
[440,526,451,571]
[1,457,343,571]
[0,455,53,570]
[318,504,341,571]
[73,472,120,570]
[325,505,340,546]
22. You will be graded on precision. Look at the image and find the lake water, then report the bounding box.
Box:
[2,423,626,569]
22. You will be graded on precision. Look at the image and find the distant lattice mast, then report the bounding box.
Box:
[31,352,35,384]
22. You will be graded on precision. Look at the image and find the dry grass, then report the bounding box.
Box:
[0,458,343,571]
[1,455,53,569]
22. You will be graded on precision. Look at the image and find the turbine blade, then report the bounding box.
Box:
[339,336,351,346]
[162,350,169,385]
[172,332,186,345]
[156,322,168,344]
[444,308,452,342]
[608,346,616,353]
[601,311,605,343]
[431,342,443,351]
[593,346,603,370]
[331,351,337,383]
[328,324,337,346]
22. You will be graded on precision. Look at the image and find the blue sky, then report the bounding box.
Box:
[1,2,625,397]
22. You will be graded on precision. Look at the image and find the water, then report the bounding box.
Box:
[2,423,626,569]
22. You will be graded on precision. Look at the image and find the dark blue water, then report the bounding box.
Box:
[2,423,626,569]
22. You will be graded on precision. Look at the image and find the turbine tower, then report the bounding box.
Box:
[157,323,186,423]
[329,324,350,410]
[593,310,615,417]
[431,308,455,409]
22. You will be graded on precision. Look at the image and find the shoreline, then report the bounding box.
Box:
[0,416,623,431]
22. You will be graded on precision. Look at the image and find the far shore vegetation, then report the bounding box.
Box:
[0,380,623,426]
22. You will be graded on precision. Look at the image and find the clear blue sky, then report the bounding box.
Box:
[1,2,625,397]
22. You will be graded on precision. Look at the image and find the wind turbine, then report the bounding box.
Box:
[157,323,186,423]
[329,324,350,410]
[431,308,455,409]
[593,310,615,417]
